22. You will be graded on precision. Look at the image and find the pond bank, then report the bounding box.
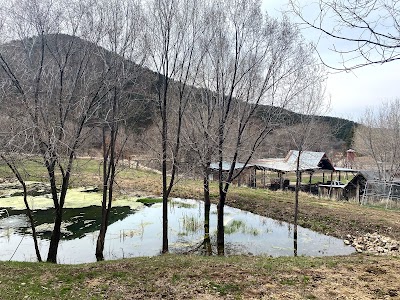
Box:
[0,254,399,299]
[115,168,400,244]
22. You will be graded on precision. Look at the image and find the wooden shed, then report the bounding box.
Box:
[209,161,256,187]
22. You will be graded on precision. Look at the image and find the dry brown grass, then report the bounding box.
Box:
[0,255,399,299]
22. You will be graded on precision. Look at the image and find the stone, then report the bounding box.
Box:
[347,233,400,256]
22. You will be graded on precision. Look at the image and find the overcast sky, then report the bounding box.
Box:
[261,0,400,122]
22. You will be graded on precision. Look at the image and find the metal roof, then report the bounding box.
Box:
[334,167,358,172]
[252,150,335,172]
[209,161,253,171]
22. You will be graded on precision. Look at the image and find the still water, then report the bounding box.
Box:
[0,198,354,264]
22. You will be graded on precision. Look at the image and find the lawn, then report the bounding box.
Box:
[0,255,399,299]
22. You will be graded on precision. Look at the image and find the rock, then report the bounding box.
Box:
[347,232,400,256]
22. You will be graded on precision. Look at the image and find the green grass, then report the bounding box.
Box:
[181,214,203,233]
[0,255,398,299]
[209,282,240,296]
[170,200,197,209]
[136,197,163,204]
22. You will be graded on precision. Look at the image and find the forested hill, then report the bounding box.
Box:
[254,105,357,148]
[0,33,357,150]
[316,115,357,147]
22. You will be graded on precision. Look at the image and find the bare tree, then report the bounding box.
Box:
[283,69,328,256]
[143,0,207,253]
[93,0,145,262]
[187,0,325,255]
[290,0,400,69]
[0,0,124,263]
[0,155,42,262]
[182,86,219,254]
[353,99,400,181]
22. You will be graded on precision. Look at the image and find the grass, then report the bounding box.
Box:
[181,214,203,233]
[136,197,163,204]
[170,200,197,209]
[0,255,399,299]
[224,220,259,235]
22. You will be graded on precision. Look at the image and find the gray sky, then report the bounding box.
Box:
[261,0,400,121]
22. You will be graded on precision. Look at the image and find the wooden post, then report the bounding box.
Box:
[263,169,266,188]
[254,167,257,188]
[356,180,360,203]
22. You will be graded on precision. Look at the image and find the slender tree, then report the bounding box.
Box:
[0,155,42,262]
[0,0,121,263]
[353,99,400,181]
[143,0,206,253]
[182,87,219,254]
[94,0,145,262]
[283,64,327,256]
[196,0,323,255]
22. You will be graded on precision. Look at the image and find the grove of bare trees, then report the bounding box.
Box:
[353,99,400,181]
[0,0,148,263]
[0,0,328,261]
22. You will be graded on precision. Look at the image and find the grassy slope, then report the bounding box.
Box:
[0,255,399,299]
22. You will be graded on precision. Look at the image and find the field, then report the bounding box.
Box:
[0,158,399,299]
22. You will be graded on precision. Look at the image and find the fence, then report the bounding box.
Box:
[361,180,400,209]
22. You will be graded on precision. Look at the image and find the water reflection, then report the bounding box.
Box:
[0,198,354,263]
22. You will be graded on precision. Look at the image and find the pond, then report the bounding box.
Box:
[0,193,355,264]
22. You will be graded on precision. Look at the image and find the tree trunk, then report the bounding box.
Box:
[293,224,298,257]
[162,124,168,253]
[1,156,42,262]
[22,182,42,262]
[203,168,212,255]
[293,151,301,258]
[161,75,169,254]
[47,209,62,263]
[96,86,118,261]
[96,206,110,261]
[217,191,226,255]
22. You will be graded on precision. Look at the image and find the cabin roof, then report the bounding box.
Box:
[209,161,253,171]
[251,150,335,172]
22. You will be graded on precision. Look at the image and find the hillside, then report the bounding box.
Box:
[0,34,357,154]
[255,105,357,148]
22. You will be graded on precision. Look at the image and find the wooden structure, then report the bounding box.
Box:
[251,150,336,190]
[209,161,256,187]
[209,151,358,193]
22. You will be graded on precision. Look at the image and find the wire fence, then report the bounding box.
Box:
[361,180,400,209]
